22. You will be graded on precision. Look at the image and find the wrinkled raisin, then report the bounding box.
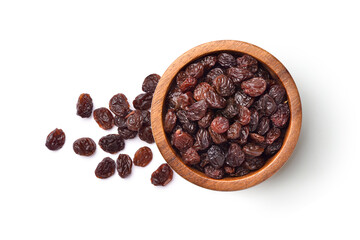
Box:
[109,93,130,117]
[198,111,214,129]
[249,133,265,143]
[207,145,225,169]
[201,55,217,70]
[204,165,224,179]
[226,143,245,167]
[208,127,227,144]
[234,90,254,108]
[98,134,124,154]
[257,117,270,136]
[211,116,229,134]
[114,115,128,129]
[76,93,93,118]
[238,125,250,145]
[226,67,253,86]
[271,103,290,128]
[185,62,204,79]
[206,67,224,83]
[269,84,286,104]
[238,106,251,125]
[193,128,212,151]
[205,89,227,109]
[255,94,277,116]
[175,92,194,110]
[176,110,197,134]
[193,82,213,101]
[133,93,152,110]
[171,129,194,152]
[213,74,235,97]
[243,157,265,171]
[116,154,132,178]
[134,147,152,167]
[241,77,267,97]
[139,125,154,144]
[179,76,197,92]
[222,98,239,119]
[151,164,173,186]
[237,55,258,73]
[94,107,114,130]
[182,147,201,165]
[164,109,177,133]
[46,128,65,151]
[218,53,236,67]
[73,137,96,156]
[265,138,283,156]
[227,121,242,140]
[243,143,264,157]
[117,127,137,139]
[126,110,144,131]
[95,157,116,179]
[230,166,251,177]
[249,108,260,132]
[185,100,208,121]
[265,127,281,145]
[142,73,161,93]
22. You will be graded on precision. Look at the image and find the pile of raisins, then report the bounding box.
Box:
[45,73,173,186]
[164,52,289,179]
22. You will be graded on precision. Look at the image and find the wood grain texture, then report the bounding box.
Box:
[151,40,302,191]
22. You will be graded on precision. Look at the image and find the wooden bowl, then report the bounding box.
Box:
[151,40,302,191]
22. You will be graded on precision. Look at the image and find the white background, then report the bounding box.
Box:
[0,0,359,239]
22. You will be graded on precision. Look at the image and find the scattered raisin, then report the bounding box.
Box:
[93,107,114,130]
[134,147,153,167]
[76,93,93,118]
[133,93,152,110]
[116,154,132,178]
[95,157,116,179]
[139,125,155,144]
[73,137,96,156]
[45,128,65,150]
[118,127,137,139]
[142,74,161,93]
[126,110,144,131]
[151,164,173,186]
[98,134,124,154]
[109,93,130,117]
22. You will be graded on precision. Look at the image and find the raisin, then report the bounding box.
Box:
[175,92,195,110]
[249,133,265,143]
[257,117,270,135]
[255,67,270,79]
[269,84,286,104]
[249,108,259,132]
[171,129,194,152]
[238,106,251,125]
[265,127,281,145]
[224,166,235,175]
[193,128,212,151]
[211,116,229,134]
[134,146,153,167]
[205,89,227,109]
[243,157,265,171]
[141,110,151,127]
[167,87,182,109]
[45,128,65,150]
[238,125,250,145]
[95,157,116,179]
[242,143,264,157]
[73,137,96,156]
[193,82,214,101]
[133,93,152,110]
[176,110,197,134]
[265,138,283,156]
[222,98,239,119]
[213,74,235,97]
[164,109,177,133]
[227,121,242,140]
[93,107,114,130]
[237,55,258,73]
[226,143,245,167]
[207,145,225,169]
[208,127,227,144]
[198,111,214,129]
[199,153,210,168]
[201,55,217,70]
[142,73,161,93]
[255,94,277,116]
[139,125,154,144]
[116,154,132,178]
[185,100,208,121]
[109,93,130,117]
[271,103,290,128]
[182,147,201,165]
[234,90,254,108]
[229,166,250,177]
[226,67,253,86]
[241,77,267,97]
[151,163,173,186]
[76,93,93,118]
[125,110,144,131]
[185,62,204,79]
[204,165,224,179]
[98,134,125,154]
[114,115,128,129]
[117,127,137,139]
[179,76,197,92]
[218,52,236,67]
[206,67,224,83]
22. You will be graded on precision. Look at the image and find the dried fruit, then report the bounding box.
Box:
[182,147,201,165]
[234,90,254,108]
[126,110,144,131]
[257,117,270,136]
[171,129,194,152]
[164,109,177,133]
[133,93,152,110]
[226,67,253,85]
[265,127,281,145]
[271,103,290,128]
[116,154,132,178]
[200,55,217,70]
[243,157,265,171]
[94,107,114,130]
[218,53,236,67]
[222,98,239,119]
[210,116,229,134]
[185,100,208,121]
[241,77,267,97]
[73,137,96,156]
[176,110,197,134]
[205,89,227,109]
[198,111,214,129]
[95,157,116,179]
[45,128,65,150]
[226,143,245,167]
[207,145,225,169]
[117,127,137,139]
[227,121,242,140]
[142,73,161,93]
[204,165,224,179]
[206,67,224,83]
[151,164,173,186]
[193,82,213,101]
[139,125,154,144]
[98,134,124,154]
[109,93,130,117]
[242,143,264,157]
[237,55,258,73]
[134,147,153,167]
[213,74,235,97]
[238,106,251,125]
[255,94,277,116]
[76,93,93,118]
[193,128,212,151]
[185,62,204,79]
[269,84,286,104]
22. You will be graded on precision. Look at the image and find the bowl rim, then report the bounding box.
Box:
[151,40,302,191]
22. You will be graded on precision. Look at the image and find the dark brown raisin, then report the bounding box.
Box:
[242,143,264,157]
[249,108,260,132]
[193,82,214,101]
[109,93,130,117]
[95,157,116,179]
[241,77,267,97]
[222,98,239,119]
[93,107,114,130]
[175,92,194,110]
[265,138,283,156]
[271,103,290,128]
[234,90,254,108]
[199,153,210,168]
[134,147,153,167]
[198,111,214,129]
[116,154,132,178]
[45,128,66,150]
[206,67,224,84]
[179,76,197,92]
[207,145,225,169]
[139,125,154,144]
[218,53,236,67]
[125,110,144,131]
[151,163,173,186]
[237,55,258,73]
[238,125,250,145]
[255,67,270,79]
[269,84,286,104]
[73,137,96,156]
[142,73,161,93]
[208,127,227,144]
[167,87,182,109]
[193,128,212,151]
[204,165,224,179]
[200,55,217,70]
[176,110,197,134]
[114,115,128,129]
[243,157,265,171]
[185,62,204,79]
[76,93,93,118]
[213,74,235,97]
[255,94,277,116]
[226,67,254,86]
[238,106,251,125]
[249,133,265,143]
[117,127,137,139]
[141,110,151,127]
[227,121,242,140]
[230,166,251,177]
[226,143,245,167]
[211,116,229,134]
[204,89,227,109]
[171,129,194,152]
[182,147,201,165]
[257,117,270,136]
[98,134,124,154]
[265,127,281,145]
[224,165,235,175]
[133,93,152,110]
[164,109,177,133]
[185,100,208,121]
